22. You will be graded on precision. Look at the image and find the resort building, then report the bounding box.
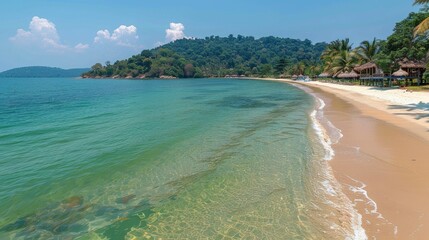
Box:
[397,58,426,85]
[352,59,427,86]
[354,62,385,86]
[336,70,359,79]
[354,62,384,80]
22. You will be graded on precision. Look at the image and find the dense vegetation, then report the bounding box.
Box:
[83,36,326,78]
[320,9,429,77]
[0,66,90,78]
[85,3,429,81]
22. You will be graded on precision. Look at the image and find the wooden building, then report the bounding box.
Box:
[354,62,384,80]
[354,62,384,86]
[397,58,426,84]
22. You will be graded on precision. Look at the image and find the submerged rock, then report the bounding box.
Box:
[62,196,84,208]
[1,217,28,231]
[116,194,136,204]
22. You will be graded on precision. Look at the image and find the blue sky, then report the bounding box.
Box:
[0,0,421,71]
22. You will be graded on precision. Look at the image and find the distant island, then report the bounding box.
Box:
[0,66,90,78]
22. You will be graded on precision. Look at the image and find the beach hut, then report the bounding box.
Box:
[354,62,385,86]
[318,72,331,78]
[336,71,348,78]
[336,71,358,85]
[398,58,426,85]
[392,68,409,77]
[354,62,384,79]
[392,68,409,87]
[334,71,355,84]
[348,70,359,79]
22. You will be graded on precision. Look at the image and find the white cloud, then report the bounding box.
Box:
[94,29,110,43]
[94,25,139,47]
[14,29,32,39]
[10,16,88,52]
[166,22,186,42]
[11,16,65,49]
[74,43,89,51]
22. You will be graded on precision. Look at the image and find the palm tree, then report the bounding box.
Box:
[308,65,320,76]
[291,62,306,75]
[322,56,335,74]
[357,38,380,63]
[321,39,355,74]
[331,50,359,75]
[321,39,353,62]
[414,0,429,35]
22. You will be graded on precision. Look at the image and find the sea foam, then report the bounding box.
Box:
[309,94,367,240]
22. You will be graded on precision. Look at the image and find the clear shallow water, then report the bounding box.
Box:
[0,78,359,239]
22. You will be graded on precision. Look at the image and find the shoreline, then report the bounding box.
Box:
[255,78,429,239]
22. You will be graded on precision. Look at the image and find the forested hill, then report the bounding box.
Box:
[161,36,327,76]
[83,35,327,78]
[0,66,90,78]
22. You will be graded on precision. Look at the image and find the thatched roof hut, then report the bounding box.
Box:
[318,72,331,78]
[347,70,359,78]
[354,62,378,72]
[336,71,348,78]
[354,62,383,79]
[397,58,426,80]
[392,68,409,77]
[398,58,426,69]
[336,70,359,79]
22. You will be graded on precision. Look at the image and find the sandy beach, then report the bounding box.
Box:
[259,78,429,239]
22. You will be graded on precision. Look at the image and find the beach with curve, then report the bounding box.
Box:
[258,78,429,239]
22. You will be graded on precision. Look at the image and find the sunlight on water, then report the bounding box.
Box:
[0,78,357,239]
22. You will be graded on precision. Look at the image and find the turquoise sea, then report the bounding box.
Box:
[0,78,363,239]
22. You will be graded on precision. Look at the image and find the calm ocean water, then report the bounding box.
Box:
[0,78,363,239]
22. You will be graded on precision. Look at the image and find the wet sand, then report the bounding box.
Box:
[307,85,429,239]
[256,78,429,239]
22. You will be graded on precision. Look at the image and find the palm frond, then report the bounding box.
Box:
[414,17,429,36]
[414,0,429,5]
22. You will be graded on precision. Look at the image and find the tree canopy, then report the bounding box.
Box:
[84,8,429,80]
[83,35,326,78]
[320,9,429,76]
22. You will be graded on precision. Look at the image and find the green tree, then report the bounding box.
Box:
[274,59,287,73]
[383,11,429,61]
[84,35,327,78]
[141,50,152,58]
[91,63,103,71]
[331,50,359,74]
[321,39,352,62]
[321,39,356,74]
[357,38,380,63]
[90,63,103,76]
[259,64,272,77]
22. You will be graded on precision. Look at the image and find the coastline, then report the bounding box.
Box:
[255,78,429,239]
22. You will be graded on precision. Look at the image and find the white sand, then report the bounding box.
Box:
[255,78,429,140]
[299,81,429,142]
[307,81,429,106]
